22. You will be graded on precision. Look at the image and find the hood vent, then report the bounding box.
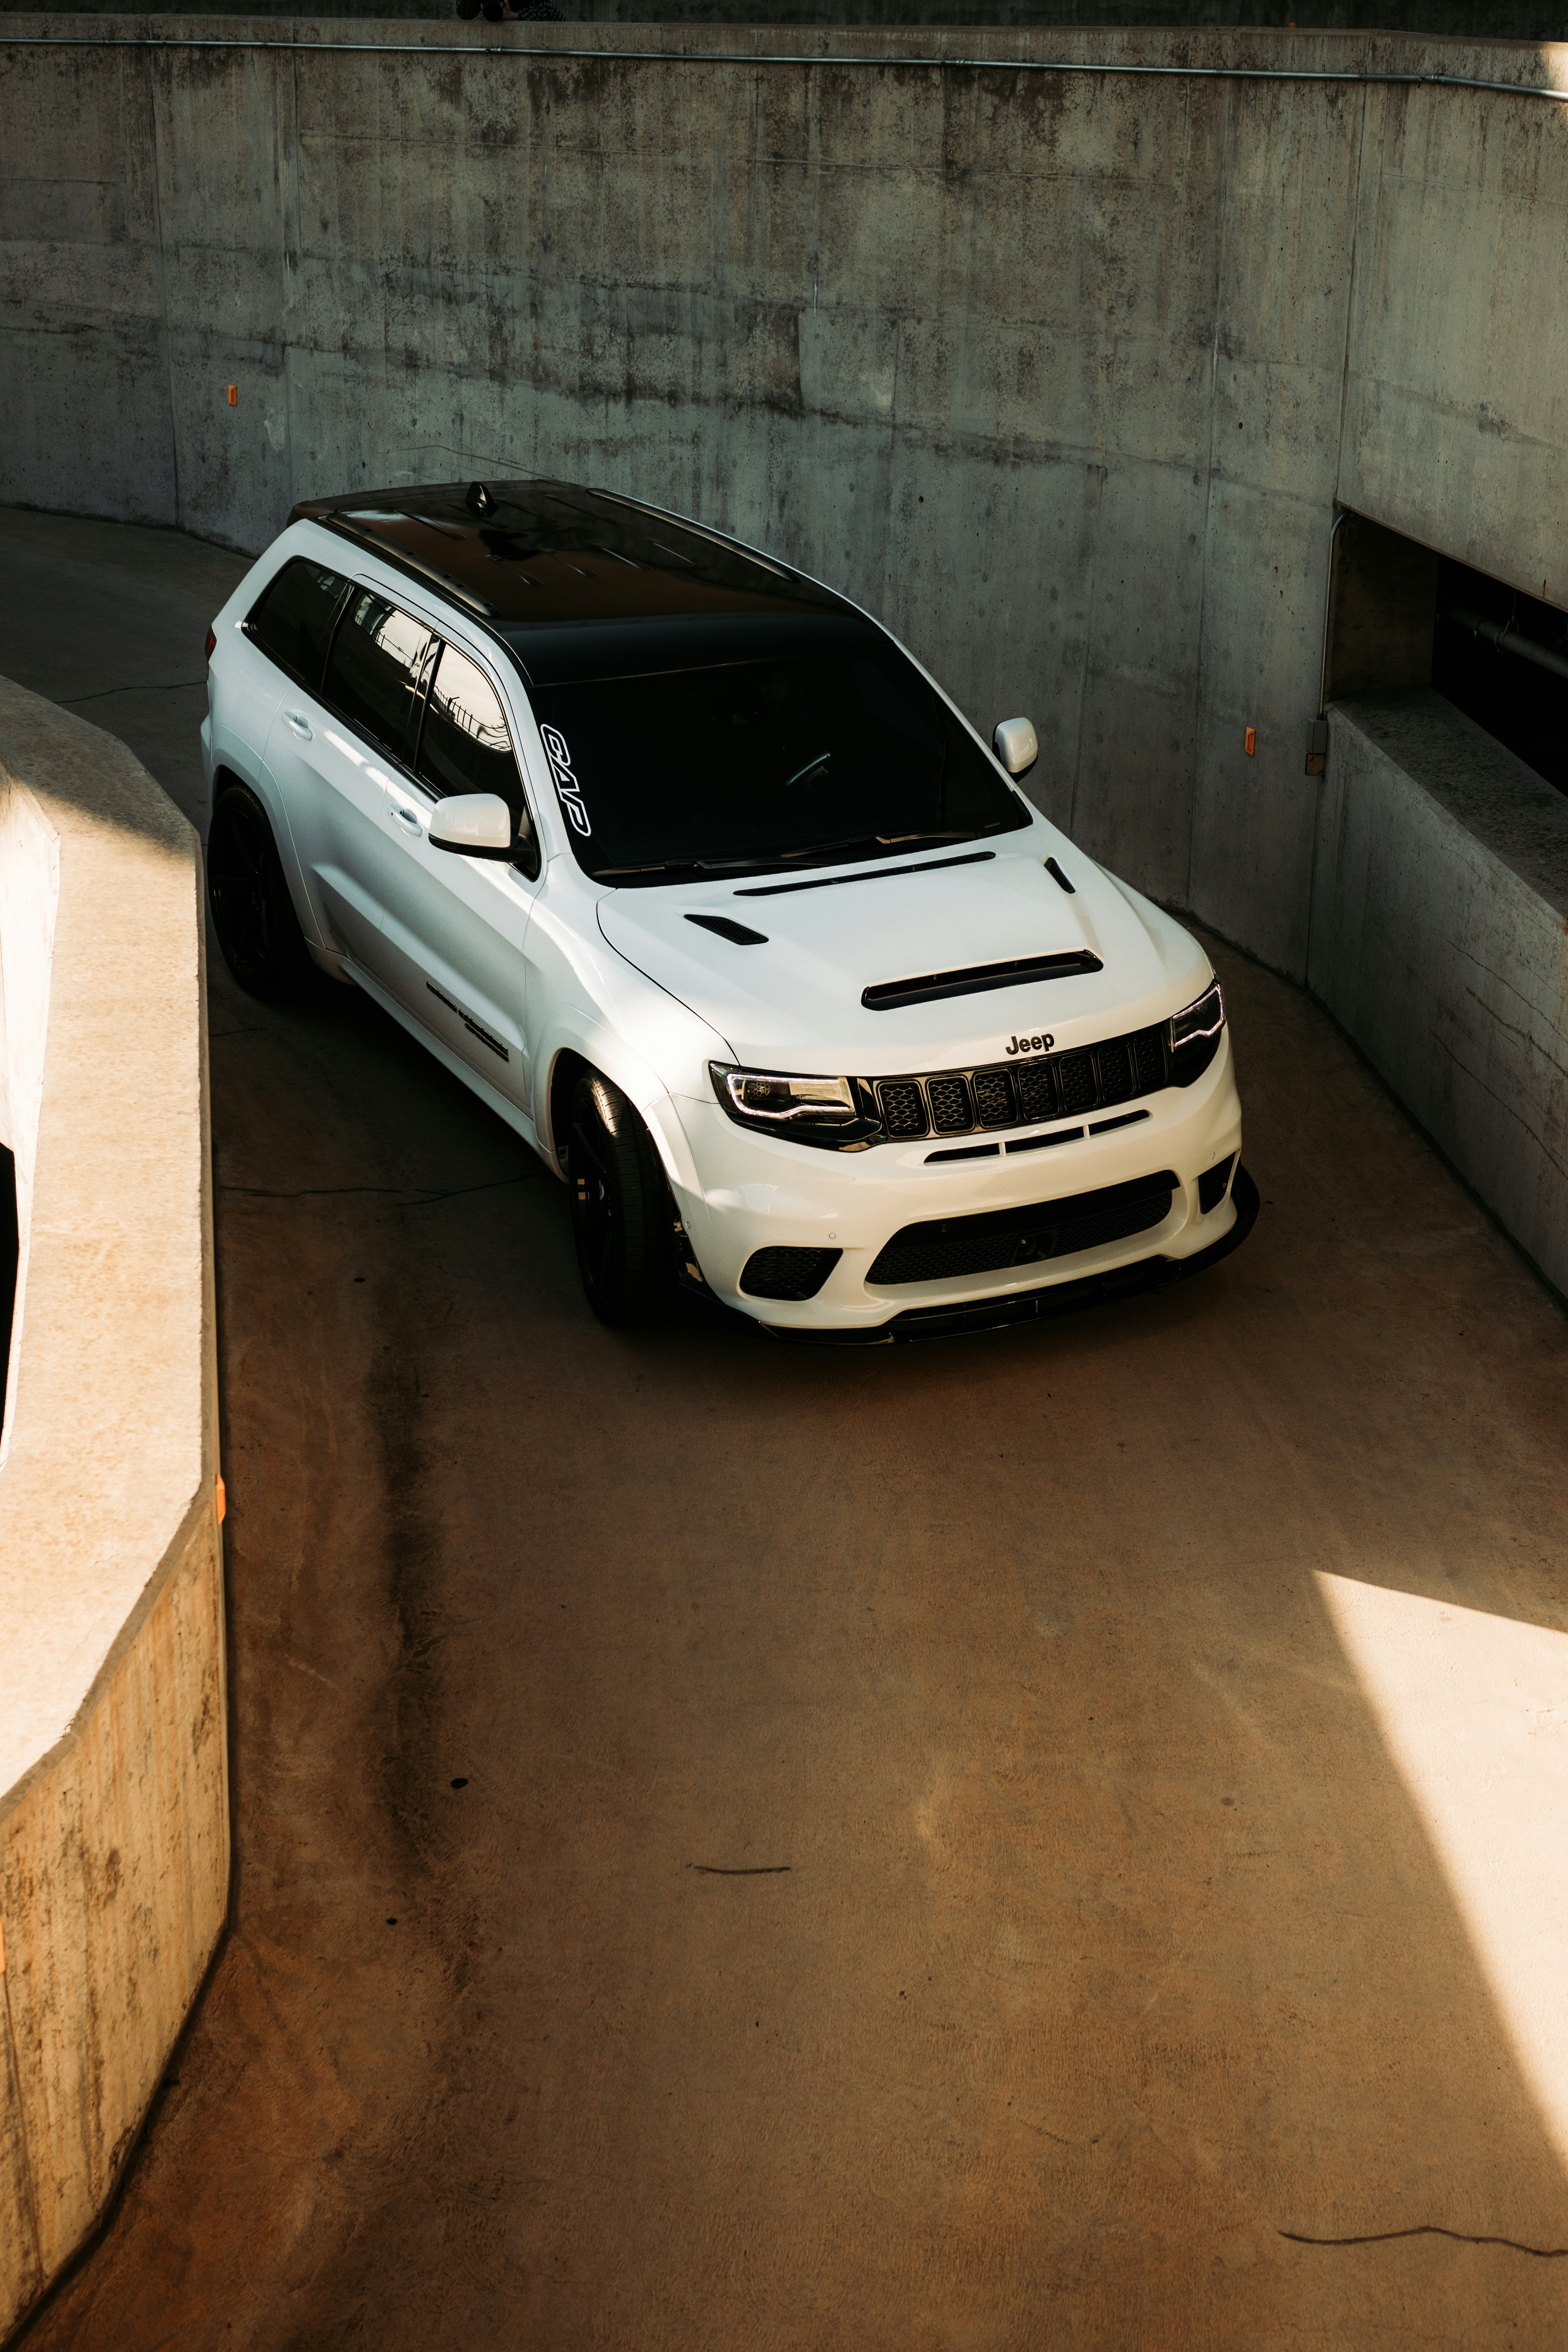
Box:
[686,912,768,946]
[862,950,1103,1013]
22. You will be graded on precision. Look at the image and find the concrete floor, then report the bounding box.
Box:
[6,508,1568,2349]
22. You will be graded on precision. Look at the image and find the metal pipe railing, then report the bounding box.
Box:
[1448,605,1568,684]
[0,31,1565,103]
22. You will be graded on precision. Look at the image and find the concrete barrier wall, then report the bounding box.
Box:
[2,20,1567,977]
[0,678,226,2341]
[1,2,1558,25]
[1310,689,1568,1299]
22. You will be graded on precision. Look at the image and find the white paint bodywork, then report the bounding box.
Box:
[203,518,1244,1330]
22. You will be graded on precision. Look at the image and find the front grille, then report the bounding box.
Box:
[869,1023,1171,1144]
[867,1171,1177,1287]
[739,1245,842,1301]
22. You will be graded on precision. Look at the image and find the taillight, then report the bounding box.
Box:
[205,626,217,661]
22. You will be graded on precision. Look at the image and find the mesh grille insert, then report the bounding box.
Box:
[740,1245,842,1301]
[1014,1061,1057,1123]
[1096,1039,1134,1104]
[971,1070,1015,1126]
[927,1076,973,1132]
[1056,1051,1096,1114]
[878,1080,928,1138]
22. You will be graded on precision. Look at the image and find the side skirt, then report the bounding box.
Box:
[342,957,553,1170]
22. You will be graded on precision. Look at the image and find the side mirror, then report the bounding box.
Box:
[993,716,1038,779]
[428,792,517,862]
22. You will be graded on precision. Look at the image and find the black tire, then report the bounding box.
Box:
[207,782,316,1001]
[566,1069,675,1327]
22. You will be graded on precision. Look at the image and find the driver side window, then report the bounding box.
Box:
[416,642,539,878]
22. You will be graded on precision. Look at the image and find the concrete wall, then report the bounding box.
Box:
[4,2,1563,27]
[0,677,227,2341]
[2,20,1568,976]
[1310,688,1568,1298]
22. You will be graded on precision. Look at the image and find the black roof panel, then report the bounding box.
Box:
[288,479,849,673]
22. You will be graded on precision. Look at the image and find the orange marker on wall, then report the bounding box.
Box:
[1245,727,1256,757]
[226,384,238,407]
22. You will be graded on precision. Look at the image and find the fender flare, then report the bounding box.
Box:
[537,1023,701,1196]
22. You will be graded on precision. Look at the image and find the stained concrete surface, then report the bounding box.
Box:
[11,21,1568,981]
[6,507,1568,2346]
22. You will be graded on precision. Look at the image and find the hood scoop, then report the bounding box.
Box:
[862,949,1104,1013]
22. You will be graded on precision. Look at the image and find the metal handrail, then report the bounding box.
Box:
[0,31,1566,102]
[1449,604,1568,684]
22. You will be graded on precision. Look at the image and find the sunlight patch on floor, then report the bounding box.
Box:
[1318,1573,1568,2161]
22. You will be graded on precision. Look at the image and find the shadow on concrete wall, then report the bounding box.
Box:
[0,1146,14,1422]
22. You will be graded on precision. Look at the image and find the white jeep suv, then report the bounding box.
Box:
[201,479,1251,1338]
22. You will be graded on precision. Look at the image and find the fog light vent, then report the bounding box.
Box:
[740,1245,842,1302]
[1198,1155,1236,1215]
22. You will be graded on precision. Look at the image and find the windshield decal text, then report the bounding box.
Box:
[541,724,592,836]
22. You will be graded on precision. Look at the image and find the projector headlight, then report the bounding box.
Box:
[1168,980,1226,1083]
[1170,979,1224,1050]
[709,1063,879,1150]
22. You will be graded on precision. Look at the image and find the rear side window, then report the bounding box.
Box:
[417,644,538,876]
[324,592,434,761]
[245,558,348,689]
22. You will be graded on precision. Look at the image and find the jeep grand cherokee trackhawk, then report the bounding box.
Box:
[201,479,1252,1337]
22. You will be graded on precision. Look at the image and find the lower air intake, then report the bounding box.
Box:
[740,1245,842,1301]
[867,1171,1177,1286]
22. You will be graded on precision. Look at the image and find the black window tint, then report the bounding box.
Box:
[417,644,522,811]
[523,624,1028,882]
[245,558,348,690]
[323,592,434,761]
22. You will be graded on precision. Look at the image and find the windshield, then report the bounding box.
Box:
[518,621,1030,882]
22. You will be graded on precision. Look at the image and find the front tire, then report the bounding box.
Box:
[566,1070,674,1327]
[207,782,316,1000]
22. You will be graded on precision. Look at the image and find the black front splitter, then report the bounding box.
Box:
[761,1164,1260,1346]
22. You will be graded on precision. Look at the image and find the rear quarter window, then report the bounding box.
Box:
[245,558,349,690]
[324,593,434,763]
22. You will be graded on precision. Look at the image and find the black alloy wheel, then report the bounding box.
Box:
[207,782,316,1000]
[567,1069,676,1327]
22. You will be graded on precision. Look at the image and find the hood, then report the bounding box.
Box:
[595,835,1206,1076]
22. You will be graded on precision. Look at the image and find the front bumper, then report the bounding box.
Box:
[660,1028,1244,1331]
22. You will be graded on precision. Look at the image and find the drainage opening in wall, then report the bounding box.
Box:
[1324,509,1568,796]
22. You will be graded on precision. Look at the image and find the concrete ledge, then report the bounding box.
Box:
[0,676,226,2340]
[1310,688,1568,1300]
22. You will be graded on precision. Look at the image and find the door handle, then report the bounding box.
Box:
[390,803,423,833]
[284,710,312,740]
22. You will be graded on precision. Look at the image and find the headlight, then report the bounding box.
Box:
[709,1063,879,1150]
[1170,979,1224,1048]
[1168,980,1225,1082]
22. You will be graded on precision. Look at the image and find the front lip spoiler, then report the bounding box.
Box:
[760,1164,1260,1345]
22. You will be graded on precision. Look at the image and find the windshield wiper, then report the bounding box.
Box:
[591,832,980,882]
[591,854,780,877]
[774,831,976,861]
[591,861,699,877]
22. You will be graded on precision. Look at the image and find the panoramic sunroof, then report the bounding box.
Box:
[288,479,838,635]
